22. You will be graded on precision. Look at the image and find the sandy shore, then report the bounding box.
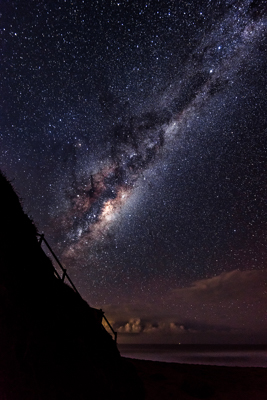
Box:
[126,358,267,400]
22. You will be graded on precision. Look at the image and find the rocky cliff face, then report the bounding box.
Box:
[0,171,144,399]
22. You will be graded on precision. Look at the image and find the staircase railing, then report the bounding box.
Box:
[37,233,117,342]
[37,234,80,295]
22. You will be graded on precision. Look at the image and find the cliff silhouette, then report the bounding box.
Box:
[0,171,144,399]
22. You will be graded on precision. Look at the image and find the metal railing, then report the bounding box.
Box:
[37,233,117,342]
[37,233,80,295]
[101,311,118,343]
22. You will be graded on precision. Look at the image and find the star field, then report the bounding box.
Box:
[1,0,267,344]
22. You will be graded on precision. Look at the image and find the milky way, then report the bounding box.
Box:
[1,0,267,344]
[52,0,267,265]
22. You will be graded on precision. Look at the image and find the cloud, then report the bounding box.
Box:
[117,319,189,336]
[102,269,267,343]
[143,322,188,334]
[118,318,142,334]
[168,269,267,304]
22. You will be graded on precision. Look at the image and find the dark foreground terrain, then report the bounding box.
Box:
[129,357,267,400]
[0,171,144,399]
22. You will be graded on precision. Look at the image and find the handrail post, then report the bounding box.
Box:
[62,268,67,282]
[38,233,44,245]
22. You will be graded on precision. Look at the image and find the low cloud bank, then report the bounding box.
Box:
[117,319,189,335]
[103,269,267,343]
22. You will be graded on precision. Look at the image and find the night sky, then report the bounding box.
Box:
[1,0,267,344]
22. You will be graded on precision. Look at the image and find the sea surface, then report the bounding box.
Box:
[118,344,267,368]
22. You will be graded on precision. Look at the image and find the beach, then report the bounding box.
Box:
[127,358,267,400]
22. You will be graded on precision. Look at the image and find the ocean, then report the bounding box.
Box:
[118,344,267,368]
